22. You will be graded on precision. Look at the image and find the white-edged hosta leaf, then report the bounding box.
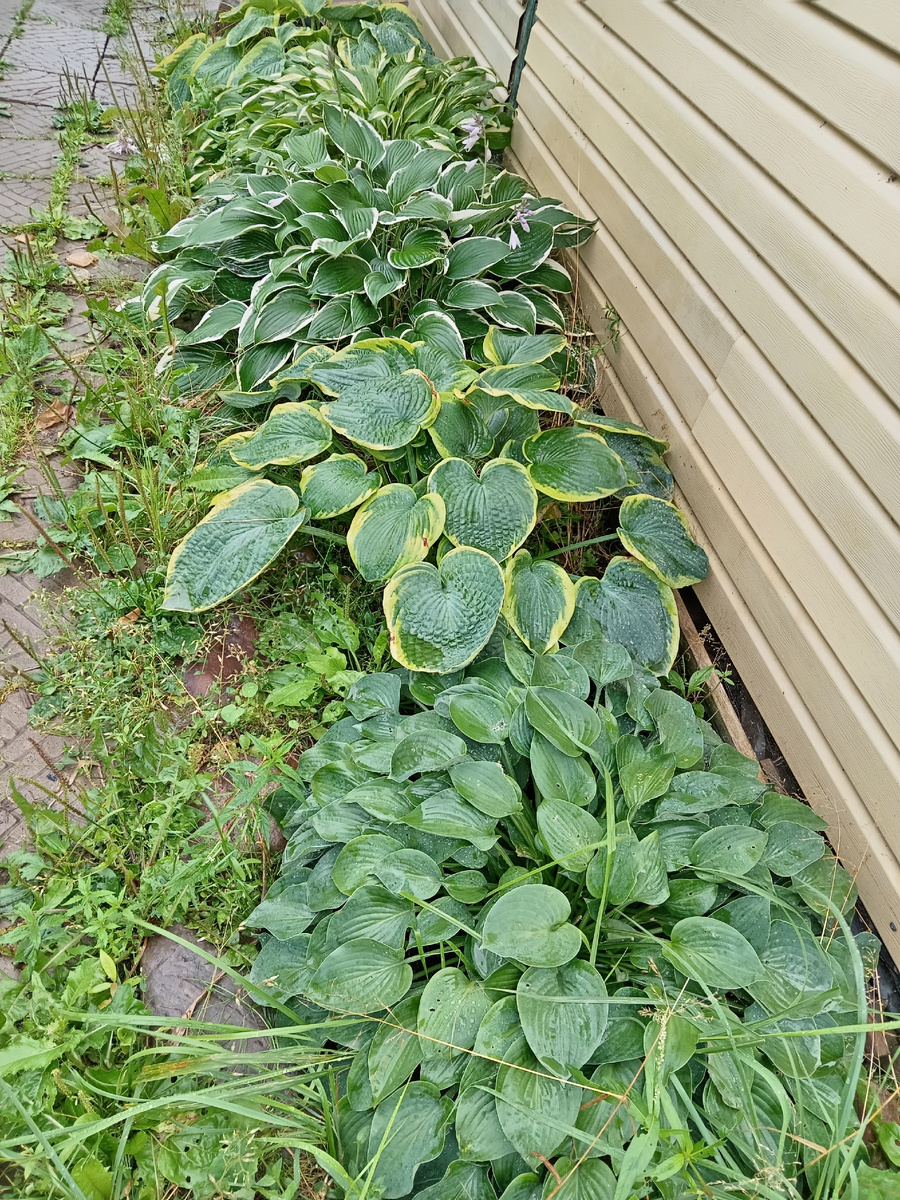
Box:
[617,495,709,587]
[444,237,510,280]
[180,300,246,346]
[575,559,679,676]
[517,960,608,1074]
[413,311,465,358]
[228,402,332,468]
[310,255,371,296]
[347,483,445,582]
[485,292,537,334]
[524,427,627,501]
[428,458,537,562]
[162,479,307,612]
[300,453,381,519]
[384,547,505,673]
[481,885,581,967]
[320,372,439,450]
[503,550,575,655]
[322,104,386,167]
[445,280,503,310]
[387,147,453,205]
[388,228,448,270]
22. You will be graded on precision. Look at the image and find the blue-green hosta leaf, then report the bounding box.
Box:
[162,479,307,612]
[229,402,331,469]
[243,884,314,940]
[483,328,567,366]
[448,690,511,744]
[403,788,499,851]
[524,687,602,758]
[496,1035,582,1161]
[417,1162,496,1200]
[322,104,386,168]
[428,458,537,562]
[384,547,505,673]
[524,427,627,500]
[517,960,608,1075]
[249,935,312,1002]
[428,398,495,460]
[547,1158,616,1200]
[537,798,601,873]
[375,849,443,899]
[347,483,445,582]
[368,995,423,1104]
[390,729,467,779]
[605,433,673,501]
[499,1175,543,1200]
[180,300,246,346]
[332,834,405,895]
[367,1082,448,1200]
[306,936,412,1014]
[321,373,439,451]
[478,363,571,414]
[445,236,510,280]
[449,760,522,818]
[576,559,679,676]
[503,550,575,655]
[530,734,597,807]
[388,227,449,270]
[481,885,581,967]
[662,917,763,989]
[300,453,381,519]
[689,825,769,877]
[330,885,415,950]
[418,967,492,1061]
[617,494,709,587]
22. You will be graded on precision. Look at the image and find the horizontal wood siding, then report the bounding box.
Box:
[410,0,900,958]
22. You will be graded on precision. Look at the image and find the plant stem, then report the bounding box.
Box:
[535,532,619,561]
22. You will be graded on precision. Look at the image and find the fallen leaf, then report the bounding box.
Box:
[14,232,35,245]
[35,399,74,430]
[66,250,98,268]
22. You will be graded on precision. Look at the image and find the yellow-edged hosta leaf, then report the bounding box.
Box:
[228,401,332,468]
[525,426,627,501]
[162,479,307,612]
[300,453,382,519]
[617,494,709,588]
[348,483,445,582]
[502,549,575,654]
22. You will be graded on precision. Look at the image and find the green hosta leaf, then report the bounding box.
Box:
[503,551,575,654]
[617,495,709,587]
[332,834,405,895]
[244,885,314,940]
[375,849,443,899]
[643,690,703,768]
[792,857,857,916]
[537,798,601,872]
[428,458,537,562]
[388,228,448,270]
[418,967,492,1058]
[530,734,596,807]
[525,687,602,758]
[588,824,669,907]
[662,917,763,989]
[478,363,571,414]
[368,995,423,1103]
[418,1162,497,1200]
[500,1175,542,1200]
[404,788,499,851]
[367,1082,448,1200]
[517,960,608,1074]
[428,397,495,460]
[542,1159,616,1200]
[445,237,510,280]
[524,427,627,501]
[761,821,825,877]
[321,373,438,451]
[348,484,445,582]
[496,1035,581,1162]
[418,896,473,944]
[483,328,567,366]
[180,300,246,346]
[571,639,633,688]
[330,885,414,949]
[576,559,679,676]
[384,548,505,673]
[229,402,331,469]
[481,885,581,967]
[306,937,412,1014]
[449,761,521,818]
[300,453,381,519]
[162,480,307,612]
[322,104,386,168]
[689,826,769,877]
[616,737,676,811]
[456,1084,517,1162]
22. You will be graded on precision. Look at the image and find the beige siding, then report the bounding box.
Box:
[411,0,900,958]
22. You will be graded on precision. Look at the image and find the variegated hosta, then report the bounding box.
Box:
[244,649,868,1200]
[157,3,511,187]
[162,326,709,672]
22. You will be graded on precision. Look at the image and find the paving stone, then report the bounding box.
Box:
[0,177,53,226]
[6,26,106,75]
[0,100,56,139]
[0,138,60,179]
[0,66,62,107]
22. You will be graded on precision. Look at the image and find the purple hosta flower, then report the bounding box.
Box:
[509,200,533,249]
[460,113,485,152]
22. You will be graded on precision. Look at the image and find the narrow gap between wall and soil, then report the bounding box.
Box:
[1,3,900,1199]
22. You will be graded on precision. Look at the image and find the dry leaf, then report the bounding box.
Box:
[110,608,143,634]
[14,232,35,245]
[66,250,98,268]
[35,399,74,430]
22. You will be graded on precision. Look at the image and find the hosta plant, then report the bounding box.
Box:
[157,3,511,187]
[159,323,707,674]
[245,645,875,1200]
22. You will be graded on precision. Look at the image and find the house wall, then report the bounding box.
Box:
[410,0,900,958]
